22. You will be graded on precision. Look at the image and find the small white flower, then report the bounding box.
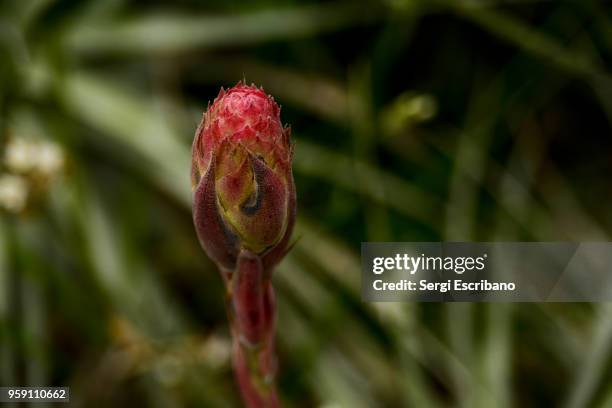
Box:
[36,142,64,176]
[4,138,36,173]
[0,174,28,213]
[200,334,231,368]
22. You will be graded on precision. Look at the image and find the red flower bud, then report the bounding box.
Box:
[192,83,296,272]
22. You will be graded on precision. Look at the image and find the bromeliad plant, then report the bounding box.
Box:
[191,83,296,408]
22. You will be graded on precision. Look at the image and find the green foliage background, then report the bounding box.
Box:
[1,0,612,406]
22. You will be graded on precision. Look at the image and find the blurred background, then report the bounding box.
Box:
[1,0,612,406]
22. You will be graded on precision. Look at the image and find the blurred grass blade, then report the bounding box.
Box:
[0,218,15,389]
[565,303,612,408]
[372,302,443,408]
[73,176,187,338]
[15,223,49,389]
[64,3,383,55]
[59,72,192,205]
[443,1,606,81]
[315,348,376,408]
[295,139,441,224]
[349,63,393,241]
[479,304,512,408]
[292,218,361,296]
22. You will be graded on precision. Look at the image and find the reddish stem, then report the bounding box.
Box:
[228,250,280,408]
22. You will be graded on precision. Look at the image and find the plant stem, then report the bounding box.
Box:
[227,250,280,408]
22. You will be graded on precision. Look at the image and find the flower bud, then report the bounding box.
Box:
[192,83,296,271]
